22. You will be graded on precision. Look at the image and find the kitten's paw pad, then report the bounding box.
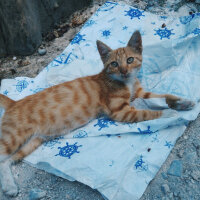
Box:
[161,109,178,118]
[167,99,195,111]
[3,184,18,197]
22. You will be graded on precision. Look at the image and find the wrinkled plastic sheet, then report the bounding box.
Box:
[1,1,200,200]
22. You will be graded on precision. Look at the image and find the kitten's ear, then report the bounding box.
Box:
[96,40,112,63]
[127,30,142,54]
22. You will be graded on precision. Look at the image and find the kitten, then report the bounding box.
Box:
[0,31,194,196]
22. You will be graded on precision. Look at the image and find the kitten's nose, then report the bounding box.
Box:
[120,68,128,75]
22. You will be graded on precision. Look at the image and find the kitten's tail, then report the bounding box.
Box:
[0,94,14,109]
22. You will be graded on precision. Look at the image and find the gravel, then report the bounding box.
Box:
[0,0,200,200]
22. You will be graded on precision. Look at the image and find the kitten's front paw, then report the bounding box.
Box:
[166,98,195,111]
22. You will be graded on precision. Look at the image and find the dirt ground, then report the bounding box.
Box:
[0,0,200,199]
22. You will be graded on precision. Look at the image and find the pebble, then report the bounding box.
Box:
[13,56,17,61]
[183,135,188,140]
[161,172,168,180]
[29,188,46,200]
[177,149,184,158]
[167,160,182,177]
[168,192,173,199]
[38,48,47,56]
[161,184,170,194]
[173,191,180,197]
[191,170,200,181]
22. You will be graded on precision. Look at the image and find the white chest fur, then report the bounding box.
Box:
[126,77,137,99]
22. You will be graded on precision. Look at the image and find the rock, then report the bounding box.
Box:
[167,160,182,177]
[17,59,31,67]
[0,0,92,57]
[161,172,168,180]
[183,135,188,140]
[10,68,17,75]
[29,188,46,200]
[13,56,17,61]
[191,170,200,181]
[60,24,70,34]
[173,191,180,197]
[177,149,184,158]
[161,184,170,194]
[38,49,47,56]
[168,192,173,199]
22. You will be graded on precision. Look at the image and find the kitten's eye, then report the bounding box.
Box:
[127,57,134,64]
[110,61,118,67]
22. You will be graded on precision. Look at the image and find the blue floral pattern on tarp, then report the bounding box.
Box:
[3,90,8,95]
[43,136,64,149]
[124,8,145,19]
[137,126,158,135]
[154,27,175,39]
[84,20,96,28]
[134,155,148,172]
[164,141,173,149]
[71,33,86,45]
[180,14,195,24]
[96,1,118,15]
[192,28,200,35]
[102,30,111,38]
[94,118,118,131]
[73,130,88,138]
[55,142,82,159]
[16,80,29,92]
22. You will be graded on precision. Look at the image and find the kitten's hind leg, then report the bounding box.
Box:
[12,137,43,162]
[0,137,43,197]
[0,158,18,197]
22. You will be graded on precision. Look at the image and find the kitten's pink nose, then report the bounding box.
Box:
[120,68,128,75]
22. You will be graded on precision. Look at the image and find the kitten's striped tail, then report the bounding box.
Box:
[0,94,14,109]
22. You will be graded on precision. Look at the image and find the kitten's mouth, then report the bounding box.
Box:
[121,73,130,79]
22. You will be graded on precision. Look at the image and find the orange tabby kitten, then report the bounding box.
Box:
[0,31,194,196]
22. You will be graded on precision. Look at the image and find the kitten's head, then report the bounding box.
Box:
[97,30,142,82]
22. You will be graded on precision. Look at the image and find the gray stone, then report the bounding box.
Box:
[173,191,180,197]
[177,149,184,158]
[38,49,47,56]
[167,160,183,177]
[168,192,173,199]
[191,170,200,181]
[12,56,17,61]
[29,188,46,200]
[161,172,168,180]
[0,0,92,57]
[161,184,170,194]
